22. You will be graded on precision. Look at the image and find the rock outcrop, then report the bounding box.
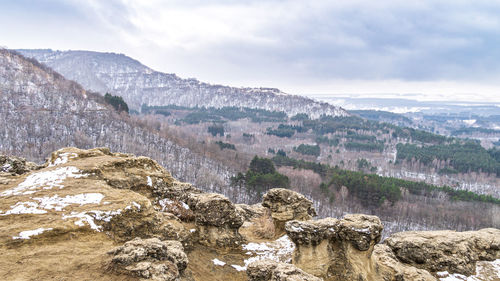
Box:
[262,188,317,236]
[187,193,244,248]
[108,237,190,281]
[285,214,384,281]
[372,244,436,281]
[2,147,500,281]
[385,228,500,276]
[0,155,40,175]
[247,260,322,281]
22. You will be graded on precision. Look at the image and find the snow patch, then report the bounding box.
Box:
[1,201,46,215]
[463,119,476,126]
[231,264,246,271]
[438,259,500,281]
[0,166,87,196]
[13,227,53,240]
[289,225,304,232]
[49,152,78,167]
[147,176,152,187]
[1,193,104,215]
[62,209,123,231]
[33,193,104,211]
[231,235,295,271]
[212,258,226,266]
[351,227,371,234]
[1,163,11,172]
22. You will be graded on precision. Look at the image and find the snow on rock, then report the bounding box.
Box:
[62,209,123,231]
[212,258,226,266]
[0,166,87,196]
[158,198,174,212]
[33,193,104,211]
[12,227,53,239]
[1,201,47,215]
[438,259,500,281]
[49,152,78,167]
[1,193,104,215]
[147,176,153,187]
[231,235,295,271]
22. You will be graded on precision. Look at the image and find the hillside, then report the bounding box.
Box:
[0,148,499,281]
[2,48,500,240]
[17,49,348,119]
[0,49,235,194]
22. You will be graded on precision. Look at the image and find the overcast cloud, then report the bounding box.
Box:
[1,0,500,101]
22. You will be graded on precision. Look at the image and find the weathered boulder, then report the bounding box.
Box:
[108,237,190,281]
[285,214,388,281]
[262,188,317,236]
[336,214,383,251]
[385,228,500,276]
[285,218,338,278]
[0,154,40,175]
[372,244,436,281]
[236,203,267,222]
[187,193,244,248]
[247,259,323,281]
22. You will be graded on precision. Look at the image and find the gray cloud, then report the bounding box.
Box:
[2,0,500,98]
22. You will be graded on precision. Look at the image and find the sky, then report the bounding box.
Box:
[1,0,500,102]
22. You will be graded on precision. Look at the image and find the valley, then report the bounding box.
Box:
[0,48,495,239]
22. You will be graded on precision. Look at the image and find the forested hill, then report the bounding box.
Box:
[17,49,348,119]
[0,49,235,192]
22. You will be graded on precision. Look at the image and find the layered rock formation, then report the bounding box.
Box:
[385,228,500,276]
[186,193,244,248]
[283,213,500,281]
[262,188,317,236]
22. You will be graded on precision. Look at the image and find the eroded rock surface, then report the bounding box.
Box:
[385,228,500,276]
[247,259,322,281]
[187,193,244,248]
[109,237,190,281]
[0,155,40,175]
[262,188,317,236]
[285,214,383,281]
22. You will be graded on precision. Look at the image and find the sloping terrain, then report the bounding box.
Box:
[17,49,347,118]
[0,147,499,281]
[0,49,235,193]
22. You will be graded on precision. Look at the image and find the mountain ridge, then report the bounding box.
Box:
[17,49,348,119]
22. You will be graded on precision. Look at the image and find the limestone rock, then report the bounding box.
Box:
[285,218,338,277]
[262,188,317,235]
[285,214,386,281]
[385,228,500,276]
[187,193,244,248]
[285,218,338,246]
[0,154,40,175]
[373,244,437,281]
[247,259,323,281]
[336,214,383,251]
[109,237,188,281]
[236,203,267,222]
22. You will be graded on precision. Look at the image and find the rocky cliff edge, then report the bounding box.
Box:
[0,147,499,281]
